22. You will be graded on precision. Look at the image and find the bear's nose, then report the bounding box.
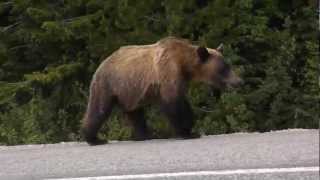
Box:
[236,78,244,86]
[229,77,244,88]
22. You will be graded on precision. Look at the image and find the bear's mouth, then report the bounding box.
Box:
[209,74,228,89]
[211,77,243,90]
[225,76,243,89]
[211,79,227,90]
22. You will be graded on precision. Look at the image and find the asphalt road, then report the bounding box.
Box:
[0,129,318,180]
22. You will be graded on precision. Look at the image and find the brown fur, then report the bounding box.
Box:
[81,37,242,145]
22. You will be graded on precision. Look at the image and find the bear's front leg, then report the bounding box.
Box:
[124,108,150,141]
[161,97,200,139]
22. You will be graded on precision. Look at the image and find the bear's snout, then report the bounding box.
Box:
[226,74,243,88]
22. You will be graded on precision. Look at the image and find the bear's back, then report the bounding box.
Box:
[93,37,195,111]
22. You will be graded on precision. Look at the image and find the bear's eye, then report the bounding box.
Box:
[218,62,230,76]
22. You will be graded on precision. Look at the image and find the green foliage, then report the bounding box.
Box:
[0,0,318,145]
[104,111,132,141]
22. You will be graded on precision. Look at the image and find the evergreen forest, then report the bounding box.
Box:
[0,0,318,145]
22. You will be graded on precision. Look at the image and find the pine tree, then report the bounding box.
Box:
[0,0,318,145]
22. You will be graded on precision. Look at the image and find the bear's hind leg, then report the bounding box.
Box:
[124,109,150,141]
[82,80,114,145]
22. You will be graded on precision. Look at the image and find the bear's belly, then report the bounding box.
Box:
[139,83,161,106]
[114,83,160,111]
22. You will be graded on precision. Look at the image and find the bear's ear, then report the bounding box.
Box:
[197,46,210,63]
[217,43,223,52]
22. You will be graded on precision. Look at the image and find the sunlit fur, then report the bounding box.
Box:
[82,37,241,145]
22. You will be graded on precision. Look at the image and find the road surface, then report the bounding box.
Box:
[0,129,318,180]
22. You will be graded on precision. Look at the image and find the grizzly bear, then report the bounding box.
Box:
[81,37,242,145]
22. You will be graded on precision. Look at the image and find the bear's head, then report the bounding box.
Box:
[191,44,243,89]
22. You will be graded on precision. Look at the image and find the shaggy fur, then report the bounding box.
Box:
[81,37,242,145]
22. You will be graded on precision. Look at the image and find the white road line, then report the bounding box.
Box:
[46,166,319,180]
